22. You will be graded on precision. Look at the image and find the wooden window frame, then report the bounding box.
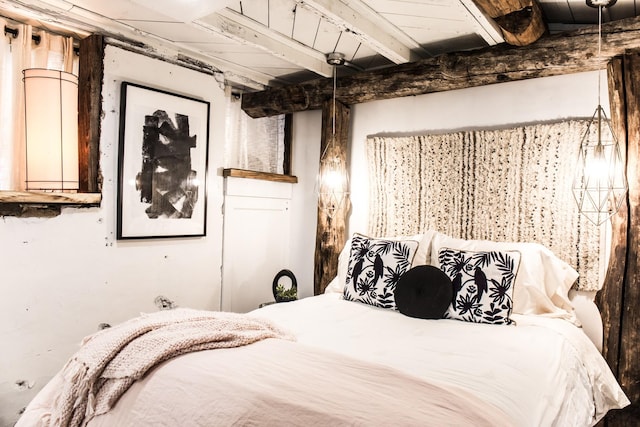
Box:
[0,35,103,215]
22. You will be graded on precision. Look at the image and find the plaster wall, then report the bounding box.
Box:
[0,45,318,426]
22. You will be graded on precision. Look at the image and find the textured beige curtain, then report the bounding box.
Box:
[367,120,601,291]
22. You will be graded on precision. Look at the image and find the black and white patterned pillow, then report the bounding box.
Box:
[344,233,419,310]
[438,248,520,325]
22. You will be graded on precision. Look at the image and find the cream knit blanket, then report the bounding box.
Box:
[48,308,294,427]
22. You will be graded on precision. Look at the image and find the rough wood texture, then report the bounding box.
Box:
[0,191,101,204]
[615,51,640,425]
[314,99,350,295]
[222,168,298,183]
[473,0,546,46]
[78,34,104,193]
[284,114,293,176]
[597,53,640,426]
[598,57,627,380]
[242,15,640,118]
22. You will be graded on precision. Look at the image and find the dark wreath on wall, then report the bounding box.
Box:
[117,82,210,239]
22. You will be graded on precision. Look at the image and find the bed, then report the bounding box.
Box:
[16,230,630,427]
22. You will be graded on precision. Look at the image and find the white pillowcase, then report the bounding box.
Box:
[324,231,436,295]
[430,232,579,323]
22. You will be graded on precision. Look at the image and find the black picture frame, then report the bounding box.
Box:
[117,82,210,239]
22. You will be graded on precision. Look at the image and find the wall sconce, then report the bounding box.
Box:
[572,0,627,225]
[23,68,79,192]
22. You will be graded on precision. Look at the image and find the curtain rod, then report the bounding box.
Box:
[4,25,41,44]
[4,25,79,54]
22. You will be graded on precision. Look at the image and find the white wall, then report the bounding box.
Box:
[0,46,227,426]
[346,71,608,234]
[289,109,322,298]
[0,49,606,425]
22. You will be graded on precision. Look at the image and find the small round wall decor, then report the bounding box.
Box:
[272,269,298,302]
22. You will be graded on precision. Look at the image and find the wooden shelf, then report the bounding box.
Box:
[223,168,298,183]
[0,191,102,205]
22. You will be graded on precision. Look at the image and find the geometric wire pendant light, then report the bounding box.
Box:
[572,105,628,225]
[572,0,628,225]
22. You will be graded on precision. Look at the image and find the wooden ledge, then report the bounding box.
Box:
[223,168,298,183]
[0,191,102,205]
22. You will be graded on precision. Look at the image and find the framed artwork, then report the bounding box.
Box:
[117,82,210,239]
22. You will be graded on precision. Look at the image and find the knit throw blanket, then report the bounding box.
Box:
[48,308,294,427]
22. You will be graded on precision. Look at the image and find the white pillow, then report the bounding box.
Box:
[438,247,521,325]
[343,233,420,310]
[324,231,436,295]
[430,232,578,323]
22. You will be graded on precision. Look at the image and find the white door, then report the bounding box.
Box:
[221,178,292,313]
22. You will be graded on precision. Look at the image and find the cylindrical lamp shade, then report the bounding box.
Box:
[23,69,79,191]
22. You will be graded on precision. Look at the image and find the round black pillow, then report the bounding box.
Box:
[394,265,453,319]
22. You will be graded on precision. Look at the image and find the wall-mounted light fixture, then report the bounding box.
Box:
[572,0,627,225]
[317,53,349,219]
[23,68,79,192]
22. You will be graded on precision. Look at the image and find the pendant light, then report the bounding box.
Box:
[572,0,627,226]
[317,53,349,219]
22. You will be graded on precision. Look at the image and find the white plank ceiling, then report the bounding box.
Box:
[1,0,639,91]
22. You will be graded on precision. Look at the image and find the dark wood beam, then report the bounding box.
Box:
[597,52,640,425]
[242,15,640,118]
[78,34,104,193]
[473,0,546,46]
[598,57,627,381]
[614,50,640,425]
[314,99,350,295]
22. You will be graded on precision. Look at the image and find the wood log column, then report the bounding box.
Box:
[473,0,546,46]
[598,52,640,425]
[314,99,350,295]
[78,34,104,193]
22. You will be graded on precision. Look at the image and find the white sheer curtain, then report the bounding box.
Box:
[224,87,285,174]
[0,20,76,190]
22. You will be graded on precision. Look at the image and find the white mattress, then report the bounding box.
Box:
[251,293,629,427]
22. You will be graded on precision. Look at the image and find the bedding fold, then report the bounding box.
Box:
[47,308,294,427]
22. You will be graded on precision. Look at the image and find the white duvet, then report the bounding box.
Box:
[252,293,629,427]
[17,294,628,427]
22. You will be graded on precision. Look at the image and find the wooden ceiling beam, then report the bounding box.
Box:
[197,8,333,78]
[458,0,505,45]
[472,0,546,46]
[242,14,640,118]
[297,0,428,63]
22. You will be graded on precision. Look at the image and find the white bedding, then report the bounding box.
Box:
[252,293,629,427]
[18,294,629,427]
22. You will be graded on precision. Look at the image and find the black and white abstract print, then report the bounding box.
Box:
[137,110,198,219]
[439,248,519,325]
[344,234,418,310]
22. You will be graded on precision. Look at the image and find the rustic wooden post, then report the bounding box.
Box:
[78,34,104,193]
[313,99,350,295]
[615,51,640,425]
[598,52,640,425]
[599,57,627,379]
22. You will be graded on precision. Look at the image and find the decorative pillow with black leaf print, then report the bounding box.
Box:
[438,248,520,325]
[344,233,419,310]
